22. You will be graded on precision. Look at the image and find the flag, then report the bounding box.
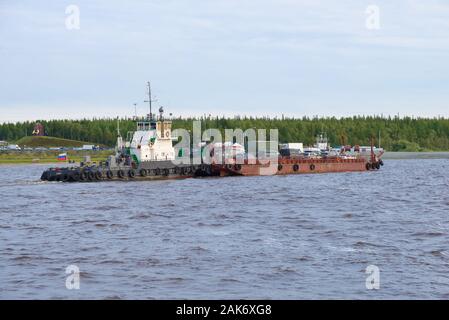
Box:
[58,153,67,161]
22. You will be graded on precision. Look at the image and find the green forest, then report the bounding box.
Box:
[1,116,449,151]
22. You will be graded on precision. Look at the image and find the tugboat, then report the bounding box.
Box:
[41,83,212,182]
[40,109,206,182]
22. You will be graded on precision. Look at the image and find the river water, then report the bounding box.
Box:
[1,157,449,299]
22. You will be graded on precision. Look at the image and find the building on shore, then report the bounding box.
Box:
[32,123,45,136]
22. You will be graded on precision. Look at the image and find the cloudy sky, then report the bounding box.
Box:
[1,0,449,122]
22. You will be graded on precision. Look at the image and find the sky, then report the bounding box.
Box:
[1,0,449,122]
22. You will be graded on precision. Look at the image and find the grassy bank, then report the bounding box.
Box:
[0,150,114,164]
[15,136,103,148]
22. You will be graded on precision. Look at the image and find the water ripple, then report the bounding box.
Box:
[1,160,449,299]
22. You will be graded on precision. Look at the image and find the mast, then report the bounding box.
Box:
[144,81,154,121]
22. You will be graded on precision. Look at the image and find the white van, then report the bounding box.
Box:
[7,144,21,150]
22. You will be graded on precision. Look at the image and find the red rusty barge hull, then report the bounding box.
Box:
[214,157,375,177]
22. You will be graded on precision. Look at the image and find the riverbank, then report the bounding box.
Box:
[1,150,448,164]
[382,152,449,159]
[0,150,114,164]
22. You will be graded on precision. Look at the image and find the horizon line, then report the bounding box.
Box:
[2,113,449,125]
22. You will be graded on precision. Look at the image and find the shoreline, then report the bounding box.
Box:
[382,151,449,159]
[1,151,448,165]
[0,150,114,165]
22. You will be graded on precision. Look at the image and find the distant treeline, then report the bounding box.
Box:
[1,116,449,151]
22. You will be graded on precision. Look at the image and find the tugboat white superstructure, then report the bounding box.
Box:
[126,110,175,163]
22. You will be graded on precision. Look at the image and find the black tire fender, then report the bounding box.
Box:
[72,172,80,182]
[87,171,95,181]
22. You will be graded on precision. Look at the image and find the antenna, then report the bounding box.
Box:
[144,81,157,121]
[133,103,137,119]
[116,117,120,137]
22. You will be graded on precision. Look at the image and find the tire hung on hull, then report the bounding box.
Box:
[87,171,95,181]
[95,171,102,180]
[72,172,80,182]
[106,170,113,179]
